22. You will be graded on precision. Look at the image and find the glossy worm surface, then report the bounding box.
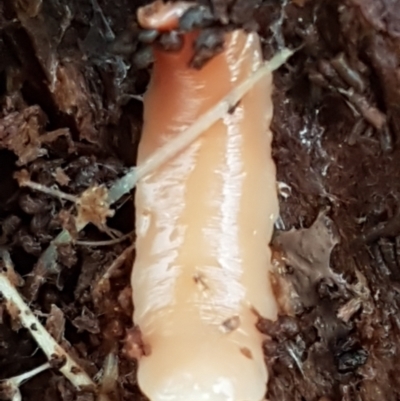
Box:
[132,3,279,401]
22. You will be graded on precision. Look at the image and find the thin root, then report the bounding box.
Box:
[93,242,136,298]
[0,363,51,401]
[76,231,134,247]
[15,171,78,203]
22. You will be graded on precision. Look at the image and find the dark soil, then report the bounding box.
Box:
[0,0,400,400]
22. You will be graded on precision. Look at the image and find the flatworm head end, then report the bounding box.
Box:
[137,1,195,31]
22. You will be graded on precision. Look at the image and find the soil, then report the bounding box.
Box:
[0,0,400,401]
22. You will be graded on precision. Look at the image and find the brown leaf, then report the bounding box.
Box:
[273,210,341,307]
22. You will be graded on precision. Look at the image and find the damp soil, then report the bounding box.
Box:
[0,0,400,400]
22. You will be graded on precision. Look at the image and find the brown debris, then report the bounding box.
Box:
[0,106,73,166]
[76,186,114,229]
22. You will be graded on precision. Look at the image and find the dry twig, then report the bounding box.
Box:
[0,250,97,392]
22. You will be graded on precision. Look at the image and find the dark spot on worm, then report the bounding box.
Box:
[240,347,253,359]
[138,29,159,44]
[179,5,214,31]
[221,316,240,333]
[30,323,37,331]
[71,366,81,374]
[249,305,262,318]
[158,31,184,52]
[228,100,241,114]
[193,273,209,291]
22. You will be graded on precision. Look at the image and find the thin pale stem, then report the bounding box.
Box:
[3,363,51,387]
[76,231,134,247]
[97,242,136,285]
[20,180,78,203]
[0,251,96,391]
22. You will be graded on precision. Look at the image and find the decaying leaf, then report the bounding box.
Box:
[273,210,342,307]
[0,106,74,166]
